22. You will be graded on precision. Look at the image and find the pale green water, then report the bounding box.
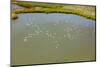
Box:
[11,13,95,65]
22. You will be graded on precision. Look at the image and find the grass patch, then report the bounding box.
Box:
[11,13,18,19]
[12,1,96,20]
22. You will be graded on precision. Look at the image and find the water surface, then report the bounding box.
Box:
[11,13,95,65]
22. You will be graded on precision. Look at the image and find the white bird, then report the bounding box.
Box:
[64,35,66,37]
[24,38,27,42]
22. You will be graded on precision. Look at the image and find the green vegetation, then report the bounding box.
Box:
[12,1,96,20]
[12,13,18,19]
[11,0,16,2]
[16,2,63,8]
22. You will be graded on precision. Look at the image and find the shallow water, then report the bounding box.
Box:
[11,3,24,9]
[11,13,95,65]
